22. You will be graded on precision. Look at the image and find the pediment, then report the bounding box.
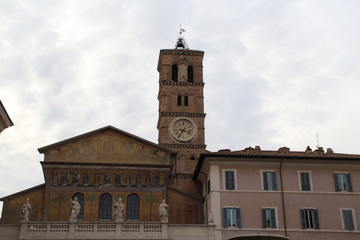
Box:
[38,125,175,165]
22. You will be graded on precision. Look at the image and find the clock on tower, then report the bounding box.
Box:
[157,34,206,174]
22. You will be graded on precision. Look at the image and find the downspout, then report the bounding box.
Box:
[199,171,208,224]
[279,157,288,237]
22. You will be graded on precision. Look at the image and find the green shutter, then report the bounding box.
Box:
[300,209,306,229]
[263,172,269,190]
[272,172,277,190]
[346,174,353,192]
[236,208,241,228]
[313,209,320,229]
[223,208,228,228]
[334,173,340,192]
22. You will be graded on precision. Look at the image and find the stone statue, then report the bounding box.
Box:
[69,197,81,222]
[114,197,125,222]
[159,199,168,222]
[61,171,69,186]
[125,174,131,187]
[104,173,111,184]
[72,172,79,185]
[21,198,31,222]
[208,210,214,224]
[136,173,141,186]
[153,174,160,186]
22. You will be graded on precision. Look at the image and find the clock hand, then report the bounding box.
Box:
[178,128,185,138]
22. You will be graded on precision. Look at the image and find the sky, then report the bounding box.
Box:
[1,0,360,207]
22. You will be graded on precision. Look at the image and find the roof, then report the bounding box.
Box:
[0,183,45,201]
[38,125,176,154]
[193,146,360,179]
[0,100,14,133]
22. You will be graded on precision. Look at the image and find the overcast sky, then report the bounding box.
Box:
[1,0,360,206]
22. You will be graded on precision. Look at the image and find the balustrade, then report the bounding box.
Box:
[19,222,168,239]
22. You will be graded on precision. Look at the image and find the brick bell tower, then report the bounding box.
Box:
[157,31,206,175]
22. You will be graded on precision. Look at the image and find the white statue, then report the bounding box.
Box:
[114,197,125,222]
[21,198,31,222]
[208,209,214,224]
[159,199,168,222]
[69,197,81,222]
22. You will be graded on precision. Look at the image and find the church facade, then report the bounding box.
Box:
[1,36,360,240]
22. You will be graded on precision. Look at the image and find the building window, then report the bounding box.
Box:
[99,193,112,220]
[72,193,84,220]
[187,65,193,82]
[342,209,356,231]
[334,173,353,192]
[299,172,312,191]
[177,95,182,106]
[223,208,241,228]
[127,194,139,220]
[262,208,277,228]
[224,170,235,190]
[262,171,277,191]
[172,64,178,82]
[300,209,320,229]
[184,96,189,106]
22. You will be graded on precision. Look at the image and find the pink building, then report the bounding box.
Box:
[194,146,360,240]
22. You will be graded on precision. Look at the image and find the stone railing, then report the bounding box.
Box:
[19,222,168,239]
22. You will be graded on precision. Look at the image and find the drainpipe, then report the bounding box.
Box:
[199,171,208,224]
[279,157,288,237]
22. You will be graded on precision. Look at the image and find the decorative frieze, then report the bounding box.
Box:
[47,169,166,188]
[159,112,206,118]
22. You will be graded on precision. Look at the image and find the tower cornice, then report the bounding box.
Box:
[159,80,204,86]
[159,112,206,118]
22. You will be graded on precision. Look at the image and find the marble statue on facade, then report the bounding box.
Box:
[69,197,81,222]
[21,198,31,222]
[159,199,168,222]
[208,209,214,224]
[114,197,125,222]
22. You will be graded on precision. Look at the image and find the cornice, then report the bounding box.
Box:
[159,81,204,86]
[159,112,206,118]
[160,143,206,149]
[159,49,204,56]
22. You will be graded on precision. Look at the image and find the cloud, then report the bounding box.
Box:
[1,1,360,212]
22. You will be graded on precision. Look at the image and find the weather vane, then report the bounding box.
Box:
[179,24,186,36]
[175,25,188,49]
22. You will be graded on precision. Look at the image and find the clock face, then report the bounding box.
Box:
[170,118,197,143]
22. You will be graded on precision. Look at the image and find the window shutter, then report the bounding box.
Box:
[225,171,235,190]
[262,209,267,228]
[236,208,241,228]
[229,171,235,190]
[263,172,269,190]
[223,208,228,228]
[225,172,230,189]
[343,210,354,230]
[300,209,306,229]
[300,173,306,190]
[313,209,320,229]
[346,174,353,192]
[270,209,276,228]
[334,173,340,192]
[301,173,310,191]
[343,210,350,230]
[272,172,277,190]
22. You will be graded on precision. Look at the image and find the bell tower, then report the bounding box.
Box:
[157,33,206,174]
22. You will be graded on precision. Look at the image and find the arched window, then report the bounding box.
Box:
[187,65,193,82]
[72,193,84,220]
[172,64,178,82]
[99,193,112,220]
[127,194,139,220]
